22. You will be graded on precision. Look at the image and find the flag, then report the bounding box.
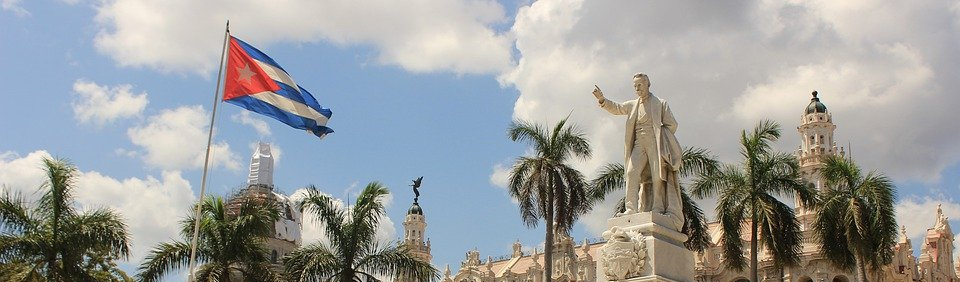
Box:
[223,36,334,138]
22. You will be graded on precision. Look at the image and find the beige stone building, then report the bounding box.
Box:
[442,92,959,282]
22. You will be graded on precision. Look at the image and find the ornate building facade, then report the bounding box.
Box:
[446,92,960,282]
[442,235,597,282]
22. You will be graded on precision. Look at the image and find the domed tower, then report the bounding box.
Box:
[396,198,432,282]
[403,200,432,262]
[795,91,844,214]
[227,142,302,266]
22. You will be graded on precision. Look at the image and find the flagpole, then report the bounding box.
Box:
[187,20,230,282]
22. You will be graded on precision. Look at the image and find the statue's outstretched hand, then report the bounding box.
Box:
[592,85,604,101]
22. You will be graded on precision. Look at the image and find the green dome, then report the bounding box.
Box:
[806,91,827,114]
[408,202,423,215]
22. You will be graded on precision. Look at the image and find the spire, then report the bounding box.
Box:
[247,142,274,187]
[900,225,910,244]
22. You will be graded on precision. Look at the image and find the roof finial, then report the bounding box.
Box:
[812,90,818,98]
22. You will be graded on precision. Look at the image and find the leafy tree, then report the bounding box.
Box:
[0,157,131,282]
[589,146,720,252]
[284,182,437,282]
[136,195,281,282]
[814,155,897,282]
[691,120,816,282]
[506,118,592,282]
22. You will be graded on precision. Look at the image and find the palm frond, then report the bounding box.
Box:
[136,240,195,282]
[0,191,34,234]
[553,164,590,233]
[507,120,548,155]
[553,117,592,161]
[508,157,544,228]
[350,183,389,246]
[717,189,748,271]
[681,188,710,253]
[680,147,720,178]
[37,158,79,233]
[283,242,341,282]
[357,243,438,282]
[588,163,624,204]
[756,194,802,268]
[298,186,348,252]
[71,208,131,255]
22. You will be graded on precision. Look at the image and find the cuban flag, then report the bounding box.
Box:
[223,36,334,138]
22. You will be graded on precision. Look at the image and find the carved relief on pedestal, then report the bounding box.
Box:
[599,226,648,280]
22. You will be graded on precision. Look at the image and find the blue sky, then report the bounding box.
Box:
[2,0,960,281]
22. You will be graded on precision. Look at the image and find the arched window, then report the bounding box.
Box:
[271,250,278,264]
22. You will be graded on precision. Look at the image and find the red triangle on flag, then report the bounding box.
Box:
[223,38,280,101]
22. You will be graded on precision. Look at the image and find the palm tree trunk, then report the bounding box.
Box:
[751,209,759,282]
[47,252,58,281]
[544,190,554,282]
[855,254,867,282]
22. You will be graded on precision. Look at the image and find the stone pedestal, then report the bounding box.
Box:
[597,212,694,282]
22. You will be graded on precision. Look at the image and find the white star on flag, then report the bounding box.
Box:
[237,63,256,84]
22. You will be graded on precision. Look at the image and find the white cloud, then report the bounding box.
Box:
[1,0,29,17]
[489,163,511,189]
[290,186,397,246]
[895,197,960,242]
[73,170,194,261]
[127,105,241,171]
[0,150,53,199]
[232,111,271,137]
[0,150,194,270]
[72,79,149,125]
[92,0,514,75]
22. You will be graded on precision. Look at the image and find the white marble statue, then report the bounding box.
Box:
[593,73,684,230]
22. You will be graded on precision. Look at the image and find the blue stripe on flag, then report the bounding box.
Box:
[270,82,332,120]
[226,95,334,138]
[233,37,287,73]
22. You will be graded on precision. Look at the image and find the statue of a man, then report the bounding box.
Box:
[592,73,684,230]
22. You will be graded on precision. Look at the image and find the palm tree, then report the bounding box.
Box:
[691,120,817,282]
[589,146,720,252]
[813,155,897,282]
[136,195,281,282]
[0,157,131,282]
[284,182,437,282]
[506,118,592,282]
